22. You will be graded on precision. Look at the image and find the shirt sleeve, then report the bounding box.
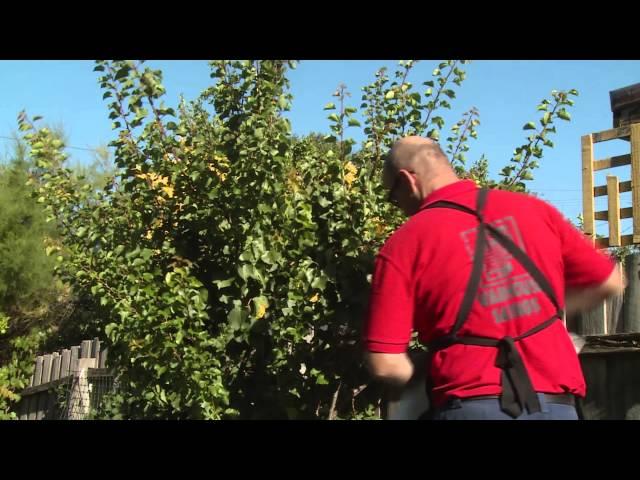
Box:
[546,202,616,288]
[362,253,414,353]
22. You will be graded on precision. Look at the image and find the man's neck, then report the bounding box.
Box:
[423,175,460,199]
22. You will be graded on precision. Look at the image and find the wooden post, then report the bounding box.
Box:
[45,353,61,419]
[41,354,53,385]
[60,349,71,379]
[579,303,607,335]
[35,393,48,420]
[50,353,61,382]
[26,395,37,421]
[632,124,640,243]
[607,175,621,246]
[91,338,101,365]
[99,347,108,369]
[66,357,97,420]
[18,394,29,420]
[36,354,54,421]
[33,356,43,387]
[70,346,80,373]
[607,291,625,334]
[27,355,45,419]
[80,340,92,359]
[582,134,596,242]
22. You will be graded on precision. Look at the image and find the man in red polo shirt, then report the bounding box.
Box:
[363,136,625,420]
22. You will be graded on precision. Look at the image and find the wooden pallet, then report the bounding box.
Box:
[582,123,640,248]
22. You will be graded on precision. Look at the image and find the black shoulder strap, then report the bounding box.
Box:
[483,223,561,312]
[451,188,489,337]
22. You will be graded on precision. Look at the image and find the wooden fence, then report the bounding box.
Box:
[572,249,640,419]
[17,338,111,420]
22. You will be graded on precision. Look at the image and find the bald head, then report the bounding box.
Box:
[382,136,459,214]
[384,136,456,188]
[386,136,451,177]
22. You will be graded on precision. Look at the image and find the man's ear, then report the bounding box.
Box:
[399,169,418,193]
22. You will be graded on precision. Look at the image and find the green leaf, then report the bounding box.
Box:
[328,113,340,123]
[427,129,440,141]
[348,118,361,127]
[323,102,336,110]
[311,275,327,290]
[105,323,117,338]
[385,91,395,100]
[214,278,234,289]
[557,109,571,121]
[114,66,131,81]
[523,122,536,130]
[238,264,255,281]
[227,307,246,331]
[76,227,87,237]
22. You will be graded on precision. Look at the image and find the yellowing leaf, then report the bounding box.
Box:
[0,385,19,402]
[344,171,357,187]
[344,161,357,175]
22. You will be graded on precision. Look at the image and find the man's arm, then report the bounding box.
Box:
[564,263,625,317]
[362,253,415,387]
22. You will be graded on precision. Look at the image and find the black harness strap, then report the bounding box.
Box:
[423,187,564,418]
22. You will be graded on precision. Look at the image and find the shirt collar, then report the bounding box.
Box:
[420,180,479,209]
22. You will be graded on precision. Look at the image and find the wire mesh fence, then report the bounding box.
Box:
[58,370,117,420]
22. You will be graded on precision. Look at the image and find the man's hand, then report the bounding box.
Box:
[365,350,429,405]
[565,264,625,317]
[365,352,414,388]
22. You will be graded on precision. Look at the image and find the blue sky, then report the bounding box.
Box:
[1,60,639,236]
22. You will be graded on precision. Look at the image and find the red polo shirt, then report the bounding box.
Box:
[364,180,615,407]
